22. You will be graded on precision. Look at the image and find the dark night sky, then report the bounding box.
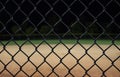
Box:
[0,0,120,22]
[0,0,120,34]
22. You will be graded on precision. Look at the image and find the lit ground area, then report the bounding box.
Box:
[0,44,120,77]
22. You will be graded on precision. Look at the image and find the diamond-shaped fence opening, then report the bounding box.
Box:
[46,11,60,26]
[105,45,120,61]
[106,23,120,39]
[22,62,36,76]
[70,64,85,77]
[37,43,52,57]
[37,0,51,16]
[37,22,52,35]
[71,22,86,36]
[5,0,18,15]
[87,22,104,38]
[87,65,102,77]
[88,1,103,17]
[5,42,19,56]
[87,45,103,60]
[53,43,68,58]
[14,51,28,66]
[62,54,77,69]
[79,11,95,26]
[79,55,94,70]
[30,52,44,67]
[5,20,20,34]
[70,0,86,16]
[96,55,112,71]
[53,0,68,16]
[54,63,68,77]
[38,62,52,76]
[0,50,12,65]
[54,22,69,35]
[21,43,36,56]
[0,10,10,24]
[106,1,120,17]
[70,44,86,59]
[97,12,112,27]
[29,11,44,26]
[20,0,34,15]
[62,11,77,26]
[0,0,120,77]
[6,61,20,75]
[13,10,27,25]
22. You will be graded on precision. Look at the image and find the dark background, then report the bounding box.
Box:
[0,0,120,40]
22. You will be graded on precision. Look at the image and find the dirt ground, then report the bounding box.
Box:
[0,44,120,77]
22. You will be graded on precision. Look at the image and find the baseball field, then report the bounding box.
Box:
[0,39,120,77]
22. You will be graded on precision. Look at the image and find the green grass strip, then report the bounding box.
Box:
[0,39,120,45]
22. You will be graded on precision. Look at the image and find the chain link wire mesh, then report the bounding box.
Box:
[0,0,120,77]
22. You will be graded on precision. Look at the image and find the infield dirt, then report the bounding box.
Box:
[0,44,120,77]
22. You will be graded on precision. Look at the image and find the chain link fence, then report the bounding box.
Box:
[0,0,120,77]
